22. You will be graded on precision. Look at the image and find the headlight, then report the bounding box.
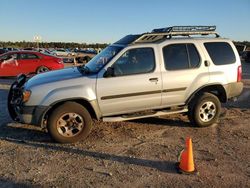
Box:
[22,90,31,103]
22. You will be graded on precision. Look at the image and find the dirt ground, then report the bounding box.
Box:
[0,63,249,188]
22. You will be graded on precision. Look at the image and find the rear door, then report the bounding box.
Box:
[161,41,210,106]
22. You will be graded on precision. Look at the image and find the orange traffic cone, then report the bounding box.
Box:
[176,137,198,175]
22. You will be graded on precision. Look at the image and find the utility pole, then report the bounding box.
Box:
[33,35,42,50]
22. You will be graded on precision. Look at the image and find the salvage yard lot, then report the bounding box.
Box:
[0,62,249,187]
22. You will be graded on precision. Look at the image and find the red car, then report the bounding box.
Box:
[0,51,64,76]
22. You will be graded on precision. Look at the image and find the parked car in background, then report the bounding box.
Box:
[52,49,72,57]
[23,48,52,55]
[75,49,97,63]
[23,47,37,51]
[0,48,8,55]
[242,51,250,62]
[38,48,53,55]
[78,49,97,55]
[235,44,247,56]
[3,47,19,51]
[0,51,64,76]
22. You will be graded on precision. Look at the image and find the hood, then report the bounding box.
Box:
[25,67,83,88]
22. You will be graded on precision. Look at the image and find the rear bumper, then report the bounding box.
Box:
[50,63,64,70]
[224,82,244,99]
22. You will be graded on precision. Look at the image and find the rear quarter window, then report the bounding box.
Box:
[204,42,236,65]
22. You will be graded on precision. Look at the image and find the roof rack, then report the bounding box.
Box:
[133,26,220,43]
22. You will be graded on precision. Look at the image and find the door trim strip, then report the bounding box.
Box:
[101,90,161,100]
[162,87,187,93]
[101,87,186,100]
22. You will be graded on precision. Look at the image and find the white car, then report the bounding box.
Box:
[52,49,71,56]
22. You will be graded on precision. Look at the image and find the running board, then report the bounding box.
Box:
[103,108,188,122]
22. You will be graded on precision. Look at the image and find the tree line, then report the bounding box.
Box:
[1,40,249,49]
[0,41,109,49]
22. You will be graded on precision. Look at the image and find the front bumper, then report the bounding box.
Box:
[18,105,49,126]
[8,74,49,126]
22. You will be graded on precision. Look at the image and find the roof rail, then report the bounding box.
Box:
[133,26,220,43]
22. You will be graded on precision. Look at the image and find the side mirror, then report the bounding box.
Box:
[103,67,114,78]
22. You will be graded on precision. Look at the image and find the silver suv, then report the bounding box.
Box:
[8,26,243,143]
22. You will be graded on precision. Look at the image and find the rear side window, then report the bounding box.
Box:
[204,42,236,65]
[188,44,200,68]
[163,43,200,70]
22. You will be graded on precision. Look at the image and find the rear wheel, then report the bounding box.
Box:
[47,102,92,143]
[188,93,221,127]
[36,66,49,74]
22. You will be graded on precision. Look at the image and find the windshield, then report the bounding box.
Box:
[81,45,123,73]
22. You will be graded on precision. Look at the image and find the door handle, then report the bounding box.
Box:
[204,60,210,67]
[149,77,158,82]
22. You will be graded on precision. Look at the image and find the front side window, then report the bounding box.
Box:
[204,42,236,65]
[112,48,155,76]
[163,43,200,70]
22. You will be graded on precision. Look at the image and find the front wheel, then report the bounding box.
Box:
[47,102,92,143]
[188,93,221,127]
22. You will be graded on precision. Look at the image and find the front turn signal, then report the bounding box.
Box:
[22,90,31,103]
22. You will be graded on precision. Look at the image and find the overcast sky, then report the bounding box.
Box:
[0,0,249,43]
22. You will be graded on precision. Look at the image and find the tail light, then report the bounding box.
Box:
[237,65,242,82]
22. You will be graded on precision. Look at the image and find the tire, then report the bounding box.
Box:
[36,66,49,74]
[47,102,92,143]
[188,92,221,127]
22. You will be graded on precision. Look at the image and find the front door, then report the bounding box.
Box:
[96,47,162,116]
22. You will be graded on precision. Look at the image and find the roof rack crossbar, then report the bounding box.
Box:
[133,25,220,43]
[152,26,216,33]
